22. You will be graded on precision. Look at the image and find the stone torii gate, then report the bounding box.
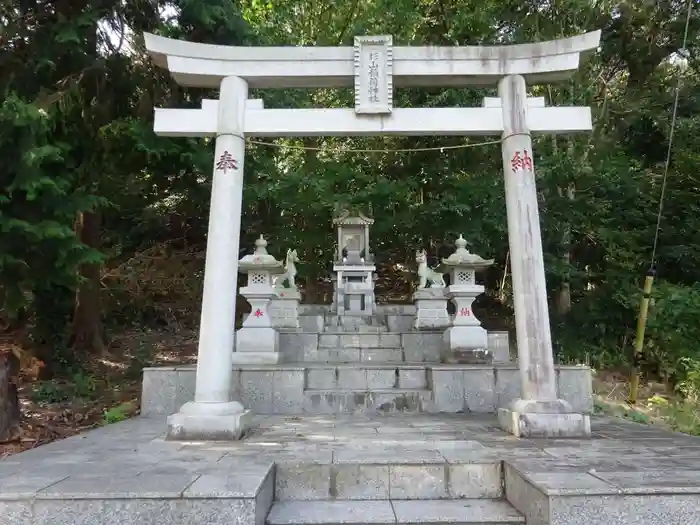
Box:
[144,31,601,441]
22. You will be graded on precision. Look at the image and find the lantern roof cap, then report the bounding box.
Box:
[239,234,284,272]
[441,235,494,268]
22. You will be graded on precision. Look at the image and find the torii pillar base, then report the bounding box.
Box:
[166,402,254,441]
[498,399,591,438]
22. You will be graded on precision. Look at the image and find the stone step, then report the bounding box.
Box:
[309,347,404,363]
[306,365,428,390]
[274,457,503,501]
[324,315,388,328]
[319,333,402,349]
[303,389,432,414]
[323,325,390,333]
[267,500,524,525]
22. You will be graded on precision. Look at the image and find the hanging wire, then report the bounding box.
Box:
[650,0,694,269]
[246,133,531,154]
[628,0,694,405]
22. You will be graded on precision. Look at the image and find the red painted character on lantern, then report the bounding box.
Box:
[510,150,533,173]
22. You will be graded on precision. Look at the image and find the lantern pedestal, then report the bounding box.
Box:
[234,291,281,364]
[442,289,490,363]
[413,288,450,330]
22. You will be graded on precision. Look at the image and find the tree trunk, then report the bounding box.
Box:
[305,274,318,303]
[556,183,575,316]
[0,350,20,443]
[71,210,106,355]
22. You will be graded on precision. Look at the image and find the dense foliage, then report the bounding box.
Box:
[2,0,700,431]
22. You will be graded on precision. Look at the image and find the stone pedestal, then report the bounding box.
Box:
[487,331,511,363]
[235,290,280,363]
[442,295,489,364]
[497,399,591,438]
[269,288,301,330]
[441,235,494,364]
[413,288,450,330]
[233,235,284,365]
[167,400,254,441]
[334,265,376,316]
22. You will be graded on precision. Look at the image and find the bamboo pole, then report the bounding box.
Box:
[628,269,656,404]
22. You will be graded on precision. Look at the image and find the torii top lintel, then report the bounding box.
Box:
[143,31,601,90]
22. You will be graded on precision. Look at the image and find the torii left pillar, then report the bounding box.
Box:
[166,76,253,441]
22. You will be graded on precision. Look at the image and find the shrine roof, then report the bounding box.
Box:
[332,211,374,225]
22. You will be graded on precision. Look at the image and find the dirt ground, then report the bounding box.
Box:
[0,328,197,458]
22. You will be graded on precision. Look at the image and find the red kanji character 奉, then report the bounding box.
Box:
[216,151,239,173]
[254,309,263,318]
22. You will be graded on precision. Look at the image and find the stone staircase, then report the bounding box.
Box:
[264,450,525,525]
[304,363,433,414]
[304,314,435,414]
[316,331,404,362]
[267,500,523,525]
[324,313,390,332]
[283,316,526,523]
[141,305,594,419]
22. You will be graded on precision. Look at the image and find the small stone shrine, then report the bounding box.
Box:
[441,235,494,363]
[330,210,377,317]
[233,235,284,364]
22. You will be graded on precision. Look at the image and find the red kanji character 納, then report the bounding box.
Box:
[522,149,533,171]
[510,151,523,173]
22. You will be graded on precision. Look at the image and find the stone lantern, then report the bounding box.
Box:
[441,235,494,363]
[233,235,284,364]
[331,209,376,316]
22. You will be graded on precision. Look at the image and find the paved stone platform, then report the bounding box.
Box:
[2,414,700,524]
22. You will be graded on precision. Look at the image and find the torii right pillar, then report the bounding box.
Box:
[497,74,591,438]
